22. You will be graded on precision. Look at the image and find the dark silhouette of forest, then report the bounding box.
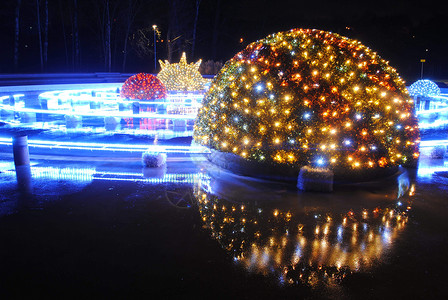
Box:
[1,0,447,83]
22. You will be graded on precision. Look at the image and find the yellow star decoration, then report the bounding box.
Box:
[157,52,206,91]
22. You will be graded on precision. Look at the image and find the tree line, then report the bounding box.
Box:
[2,0,447,80]
[3,0,229,74]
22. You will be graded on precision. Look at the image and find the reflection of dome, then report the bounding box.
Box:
[120,73,167,100]
[408,79,441,97]
[157,52,206,91]
[194,29,419,180]
[193,167,415,286]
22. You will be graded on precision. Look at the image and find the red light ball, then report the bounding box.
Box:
[120,73,167,100]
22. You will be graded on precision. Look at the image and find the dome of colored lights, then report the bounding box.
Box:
[407,79,440,97]
[194,28,420,180]
[157,52,207,91]
[120,73,167,100]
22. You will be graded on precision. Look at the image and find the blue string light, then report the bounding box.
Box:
[408,79,440,97]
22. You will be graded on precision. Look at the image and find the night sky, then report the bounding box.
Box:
[0,0,447,83]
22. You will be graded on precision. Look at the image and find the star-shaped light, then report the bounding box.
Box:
[157,52,206,91]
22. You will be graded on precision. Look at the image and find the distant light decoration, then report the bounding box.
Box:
[157,52,206,91]
[120,73,167,100]
[194,28,420,177]
[407,79,440,97]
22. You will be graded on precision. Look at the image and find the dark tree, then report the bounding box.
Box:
[73,0,80,70]
[105,0,111,71]
[122,0,140,71]
[13,0,21,71]
[43,0,48,69]
[166,0,194,62]
[57,0,69,68]
[93,0,121,72]
[36,0,43,71]
[211,0,221,60]
[191,0,201,59]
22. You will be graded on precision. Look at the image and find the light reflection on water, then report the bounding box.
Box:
[0,155,426,287]
[193,166,415,287]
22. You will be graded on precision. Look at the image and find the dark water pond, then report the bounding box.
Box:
[0,156,447,299]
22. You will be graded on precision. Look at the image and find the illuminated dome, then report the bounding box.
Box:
[120,73,167,100]
[194,28,419,180]
[157,52,206,91]
[408,79,441,97]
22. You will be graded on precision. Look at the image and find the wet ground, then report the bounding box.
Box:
[0,152,448,299]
